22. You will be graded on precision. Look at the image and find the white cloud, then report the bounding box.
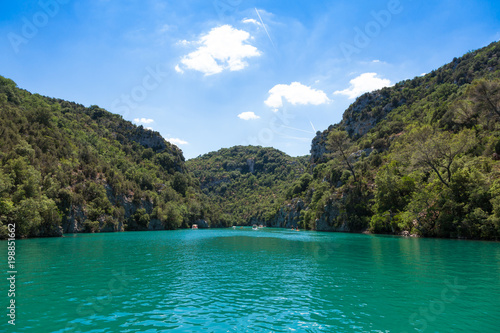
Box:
[238,111,260,120]
[167,138,188,145]
[174,65,184,74]
[242,18,262,26]
[372,59,380,63]
[177,25,261,76]
[333,73,391,99]
[264,82,331,109]
[133,118,154,124]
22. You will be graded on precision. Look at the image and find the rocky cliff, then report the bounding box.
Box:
[270,198,304,228]
[271,196,364,232]
[62,184,154,233]
[310,89,404,163]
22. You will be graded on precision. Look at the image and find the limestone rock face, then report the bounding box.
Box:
[310,128,332,164]
[310,90,404,164]
[61,184,154,234]
[64,205,86,234]
[270,196,367,233]
[148,219,165,231]
[314,200,348,232]
[128,126,168,152]
[271,199,304,228]
[247,158,255,173]
[194,219,209,228]
[37,225,63,237]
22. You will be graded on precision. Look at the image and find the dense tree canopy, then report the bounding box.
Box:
[290,41,500,239]
[0,77,218,238]
[186,146,308,226]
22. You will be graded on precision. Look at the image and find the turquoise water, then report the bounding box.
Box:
[2,228,500,332]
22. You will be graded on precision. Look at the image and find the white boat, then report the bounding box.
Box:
[192,224,198,230]
[232,226,236,229]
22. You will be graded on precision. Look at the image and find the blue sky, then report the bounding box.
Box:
[1,0,499,159]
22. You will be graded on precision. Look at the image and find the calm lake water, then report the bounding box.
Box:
[3,228,500,332]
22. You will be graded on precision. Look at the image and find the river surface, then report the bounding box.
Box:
[3,228,500,332]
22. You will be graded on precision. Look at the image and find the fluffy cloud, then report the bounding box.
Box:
[333,73,391,99]
[167,138,188,145]
[177,25,261,76]
[133,118,154,124]
[237,111,260,120]
[264,82,330,109]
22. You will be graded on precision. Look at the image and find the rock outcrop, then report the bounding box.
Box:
[64,205,86,234]
[62,183,154,234]
[127,125,168,152]
[247,158,255,173]
[310,128,333,164]
[315,200,349,232]
[310,90,404,164]
[148,219,165,231]
[270,196,367,233]
[271,198,304,228]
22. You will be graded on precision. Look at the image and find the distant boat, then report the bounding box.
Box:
[192,224,198,230]
[252,224,259,230]
[258,224,264,228]
[232,226,236,229]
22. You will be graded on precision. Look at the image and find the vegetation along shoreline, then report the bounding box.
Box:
[1,41,500,241]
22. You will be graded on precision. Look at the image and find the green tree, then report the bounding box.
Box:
[327,129,357,182]
[373,163,415,213]
[163,202,184,229]
[408,127,476,187]
[469,79,500,119]
[132,208,150,228]
[452,100,478,129]
[172,172,188,196]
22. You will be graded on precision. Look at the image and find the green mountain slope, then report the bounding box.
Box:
[186,146,308,226]
[312,41,500,163]
[301,41,500,239]
[0,77,218,238]
[2,40,500,240]
[187,41,500,239]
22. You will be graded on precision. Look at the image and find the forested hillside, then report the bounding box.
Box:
[300,41,500,239]
[2,40,500,240]
[188,41,500,240]
[186,146,308,226]
[0,77,220,239]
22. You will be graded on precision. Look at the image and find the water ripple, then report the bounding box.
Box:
[5,228,500,332]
